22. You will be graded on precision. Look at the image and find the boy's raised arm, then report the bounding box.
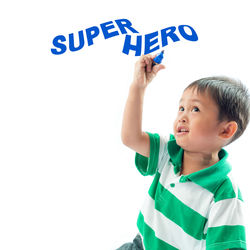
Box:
[121,54,165,157]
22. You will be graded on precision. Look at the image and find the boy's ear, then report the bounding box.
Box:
[219,121,238,140]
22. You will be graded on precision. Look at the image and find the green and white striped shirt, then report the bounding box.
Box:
[135,132,246,250]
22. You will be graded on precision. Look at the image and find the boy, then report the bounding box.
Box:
[118,54,249,249]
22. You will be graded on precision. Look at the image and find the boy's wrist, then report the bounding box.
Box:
[130,81,147,92]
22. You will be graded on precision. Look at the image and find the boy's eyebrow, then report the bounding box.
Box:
[179,98,203,104]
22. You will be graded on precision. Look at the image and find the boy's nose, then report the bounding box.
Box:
[179,115,187,123]
[179,118,186,122]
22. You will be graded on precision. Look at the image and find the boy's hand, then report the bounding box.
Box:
[132,54,165,89]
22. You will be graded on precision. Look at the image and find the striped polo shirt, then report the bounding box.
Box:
[135,132,246,250]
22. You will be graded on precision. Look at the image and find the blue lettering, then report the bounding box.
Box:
[69,31,84,52]
[144,31,159,54]
[122,35,142,56]
[115,19,139,34]
[50,20,199,56]
[86,26,100,46]
[161,26,180,47]
[178,25,198,41]
[100,21,119,39]
[51,35,67,55]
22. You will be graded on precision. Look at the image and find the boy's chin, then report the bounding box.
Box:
[175,138,187,149]
[175,137,195,151]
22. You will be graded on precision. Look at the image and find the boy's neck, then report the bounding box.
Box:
[180,150,220,176]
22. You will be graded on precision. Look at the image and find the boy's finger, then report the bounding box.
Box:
[142,55,150,66]
[153,64,166,74]
[141,55,151,73]
[146,57,153,73]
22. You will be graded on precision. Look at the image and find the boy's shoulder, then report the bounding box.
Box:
[214,173,243,202]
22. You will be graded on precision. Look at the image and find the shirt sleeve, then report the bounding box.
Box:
[135,132,169,176]
[206,196,247,250]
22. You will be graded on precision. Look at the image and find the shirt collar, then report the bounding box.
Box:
[167,134,232,193]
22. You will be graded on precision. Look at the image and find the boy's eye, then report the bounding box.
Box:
[179,106,184,112]
[192,107,200,112]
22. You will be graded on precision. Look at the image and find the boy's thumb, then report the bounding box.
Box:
[153,64,166,74]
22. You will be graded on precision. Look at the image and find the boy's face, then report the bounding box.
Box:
[173,87,223,153]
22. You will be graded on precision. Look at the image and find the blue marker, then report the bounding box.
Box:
[152,50,164,66]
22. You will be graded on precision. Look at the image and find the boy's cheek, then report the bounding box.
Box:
[173,119,177,131]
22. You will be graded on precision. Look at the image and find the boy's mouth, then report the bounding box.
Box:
[177,126,189,135]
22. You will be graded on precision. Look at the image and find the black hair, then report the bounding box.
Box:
[185,76,250,144]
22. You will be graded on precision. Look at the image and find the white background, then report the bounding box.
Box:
[0,0,249,249]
